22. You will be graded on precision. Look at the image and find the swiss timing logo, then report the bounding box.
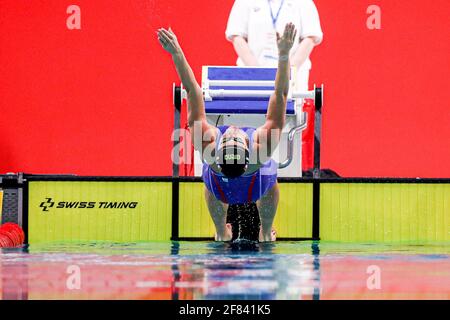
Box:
[38,198,138,212]
[40,198,55,212]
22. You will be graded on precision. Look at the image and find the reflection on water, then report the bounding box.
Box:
[0,242,449,300]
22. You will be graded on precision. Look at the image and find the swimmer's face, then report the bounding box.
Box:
[219,126,249,150]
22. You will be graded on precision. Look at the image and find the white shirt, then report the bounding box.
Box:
[226,0,323,70]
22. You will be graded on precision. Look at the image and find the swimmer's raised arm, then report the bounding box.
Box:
[157,28,216,151]
[254,23,297,162]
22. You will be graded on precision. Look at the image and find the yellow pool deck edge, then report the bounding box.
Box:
[320,183,449,242]
[26,180,450,243]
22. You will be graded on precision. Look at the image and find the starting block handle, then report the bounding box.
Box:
[173,83,187,110]
[278,112,308,169]
[173,83,181,110]
[314,84,324,111]
[173,83,324,109]
[208,89,316,100]
[208,80,276,87]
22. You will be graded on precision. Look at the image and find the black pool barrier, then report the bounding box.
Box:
[5,173,450,244]
[0,173,24,226]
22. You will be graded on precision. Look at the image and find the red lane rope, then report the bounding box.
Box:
[0,223,25,248]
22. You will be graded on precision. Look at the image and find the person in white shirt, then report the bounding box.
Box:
[226,0,323,91]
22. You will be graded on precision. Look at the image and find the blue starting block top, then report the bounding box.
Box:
[204,67,295,115]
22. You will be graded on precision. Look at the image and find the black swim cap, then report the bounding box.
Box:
[216,145,250,178]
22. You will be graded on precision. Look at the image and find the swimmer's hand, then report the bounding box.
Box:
[276,23,297,55]
[157,27,181,55]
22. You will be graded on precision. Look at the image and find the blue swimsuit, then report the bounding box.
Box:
[202,126,278,205]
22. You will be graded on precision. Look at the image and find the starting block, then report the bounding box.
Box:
[173,66,323,178]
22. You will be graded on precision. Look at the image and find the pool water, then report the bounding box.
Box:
[0,242,448,300]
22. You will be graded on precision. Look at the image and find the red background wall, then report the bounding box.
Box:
[0,0,449,177]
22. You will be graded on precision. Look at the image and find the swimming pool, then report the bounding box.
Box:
[1,241,448,300]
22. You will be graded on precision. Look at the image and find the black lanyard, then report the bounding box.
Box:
[268,0,285,29]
